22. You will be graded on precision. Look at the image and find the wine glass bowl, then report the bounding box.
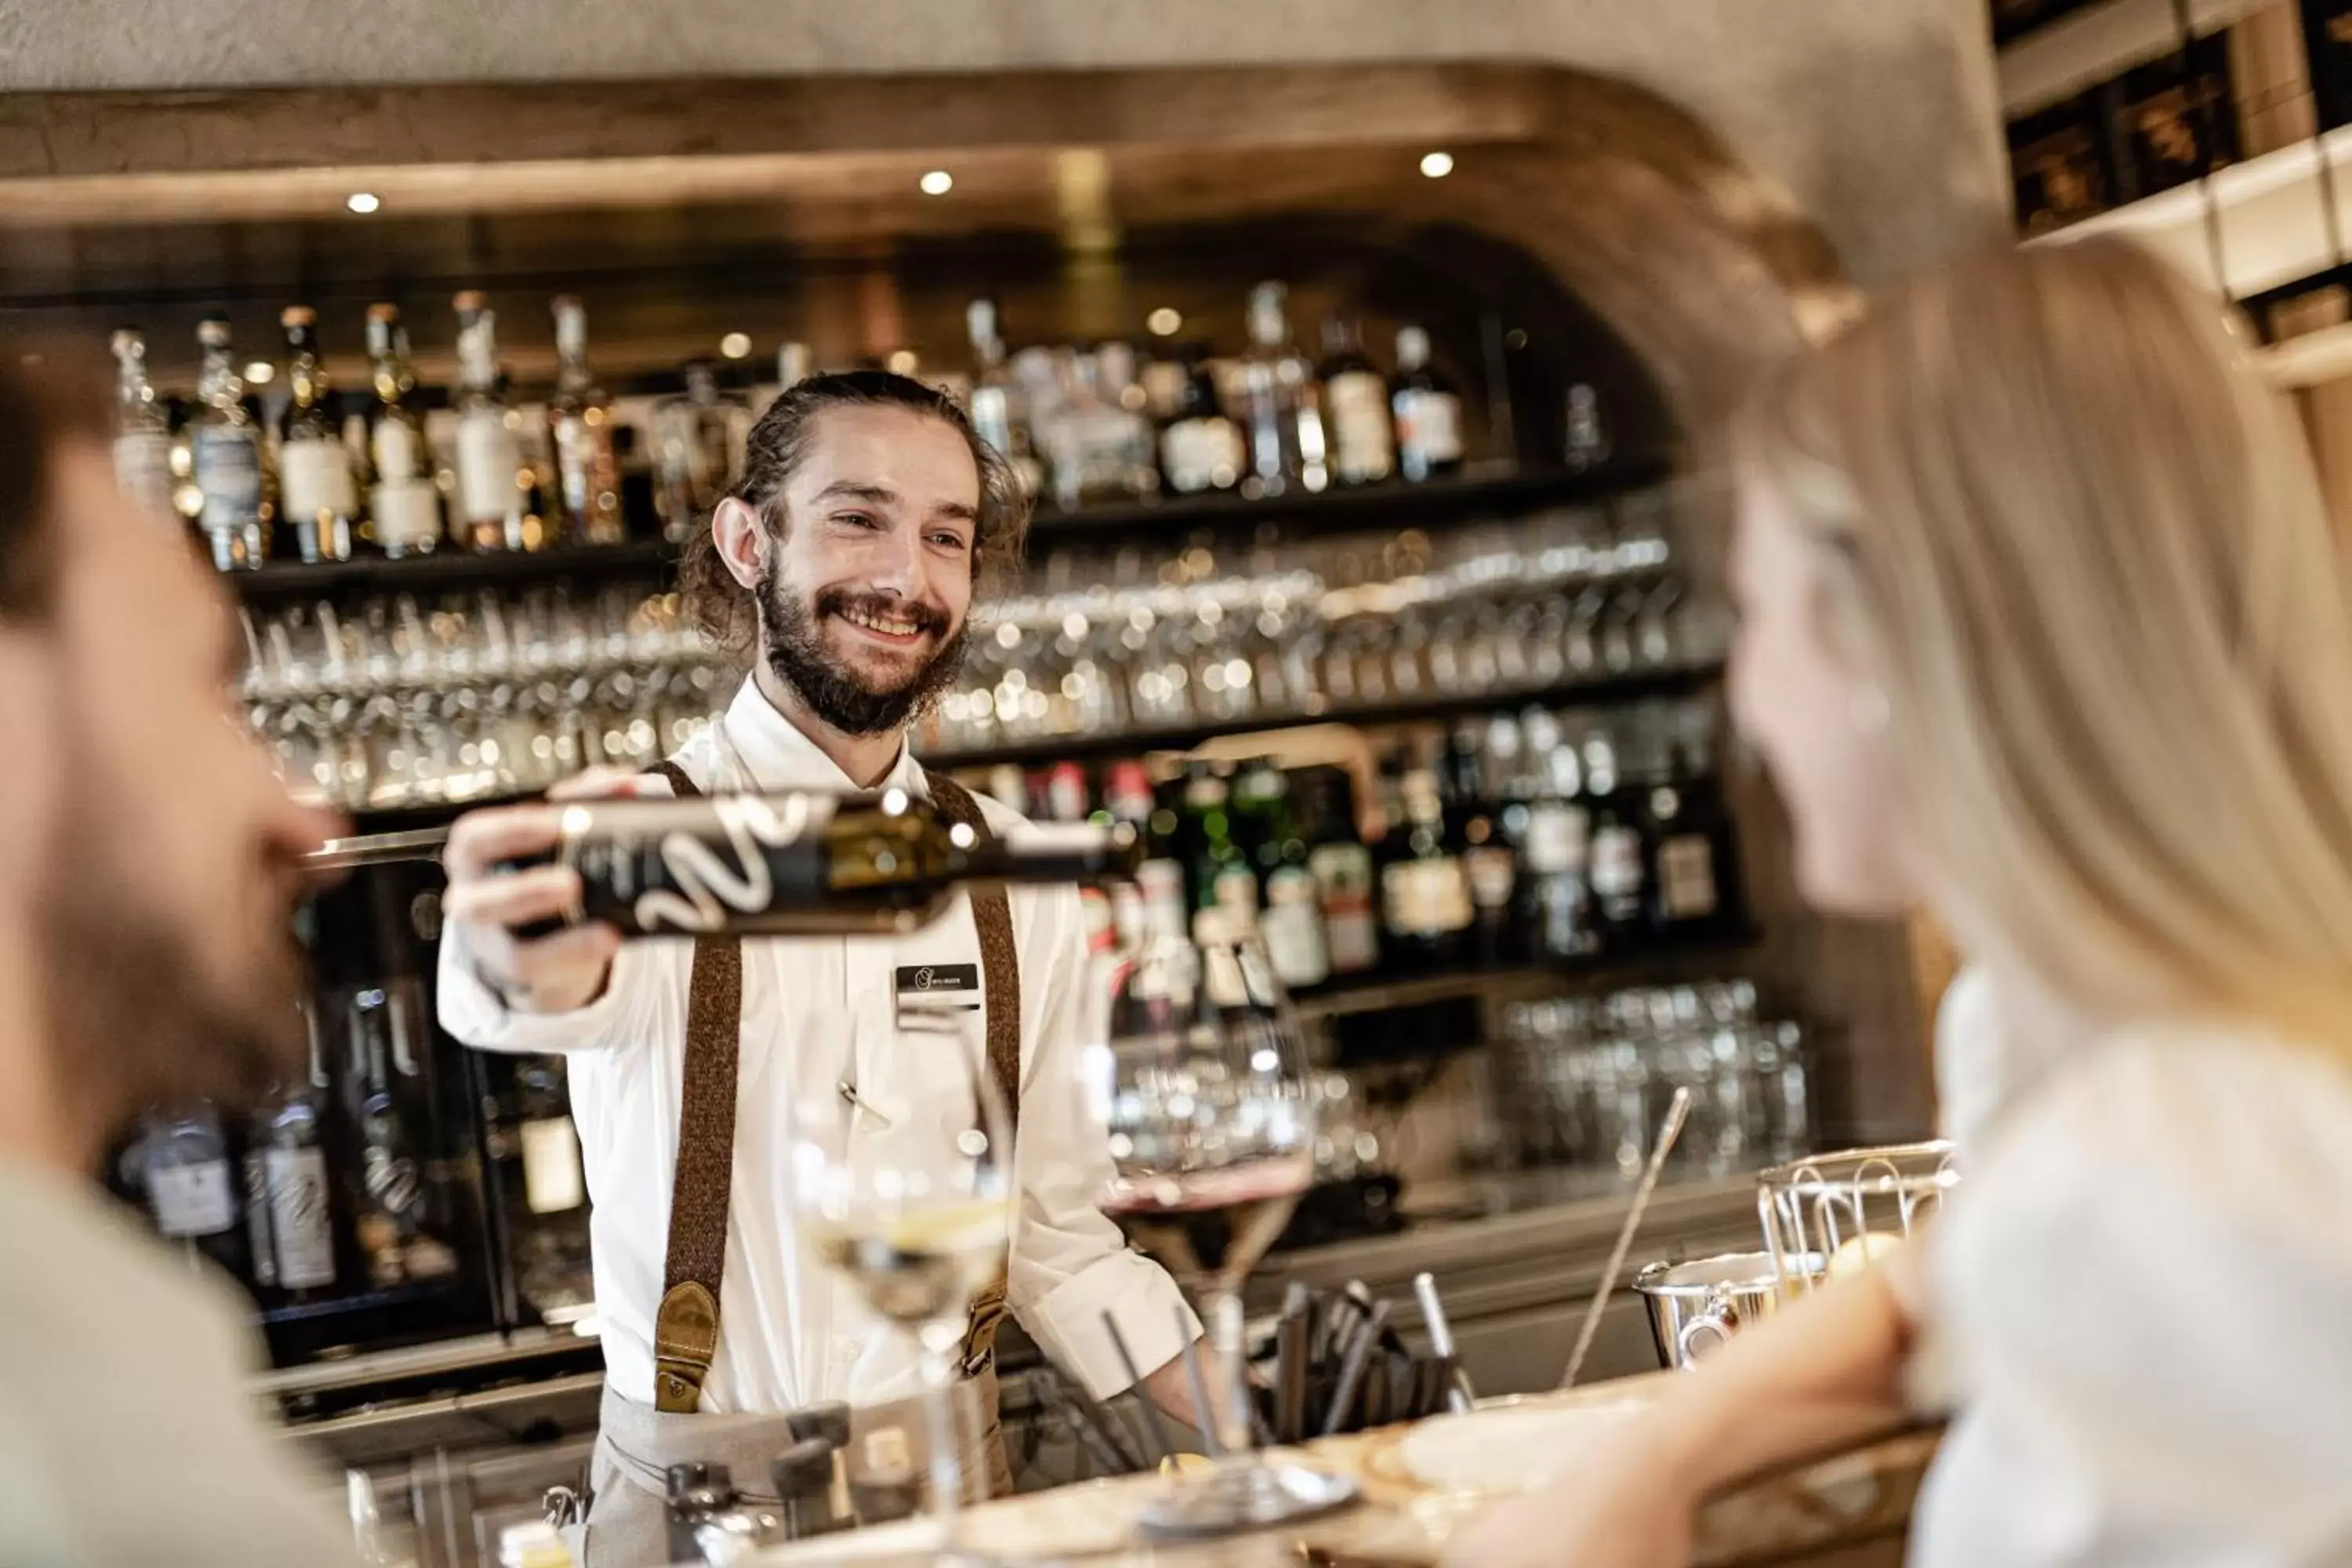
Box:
[1081,912,1359,1538]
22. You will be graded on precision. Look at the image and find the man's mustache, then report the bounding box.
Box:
[813,587,952,638]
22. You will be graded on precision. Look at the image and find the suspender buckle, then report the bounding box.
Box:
[653,1280,722,1414]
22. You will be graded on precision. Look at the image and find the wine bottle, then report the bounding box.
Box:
[350,988,425,1289]
[1235,758,1330,992]
[1316,317,1396,487]
[1443,722,1519,969]
[547,296,627,546]
[1378,744,1472,971]
[1519,710,1600,963]
[265,1002,339,1295]
[1582,725,1649,946]
[1389,325,1465,484]
[275,306,361,564]
[515,1056,586,1216]
[363,304,445,558]
[188,315,269,572]
[1298,767,1380,981]
[108,328,178,524]
[502,790,1143,938]
[140,1101,249,1278]
[452,292,528,552]
[1179,760,1260,938]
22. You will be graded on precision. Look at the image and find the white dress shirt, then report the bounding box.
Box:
[1933,964,2028,1152]
[1911,1020,2352,1566]
[438,677,1198,1414]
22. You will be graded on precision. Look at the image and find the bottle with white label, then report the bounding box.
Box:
[265,1003,340,1294]
[1518,711,1600,962]
[1235,759,1330,991]
[1316,318,1396,487]
[276,306,360,564]
[1388,325,1465,485]
[1157,343,1247,495]
[452,291,528,551]
[363,304,444,557]
[141,1102,247,1277]
[547,296,627,546]
[188,315,270,572]
[1646,703,1743,938]
[515,1057,586,1216]
[108,328,179,524]
[1376,748,1472,971]
[1298,768,1380,980]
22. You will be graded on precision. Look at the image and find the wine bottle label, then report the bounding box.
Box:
[1326,372,1396,482]
[1465,844,1518,911]
[191,426,263,527]
[371,478,444,549]
[1657,834,1719,920]
[363,1131,423,1222]
[279,437,359,521]
[1161,417,1247,493]
[1383,858,1474,938]
[1212,862,1261,924]
[1307,844,1380,972]
[1524,801,1589,874]
[456,408,523,521]
[561,794,836,934]
[266,1145,336,1288]
[242,1150,278,1287]
[149,1158,235,1237]
[112,431,177,521]
[372,417,429,482]
[1589,825,1646,901]
[1261,866,1330,989]
[520,1116,586,1214]
[1394,389,1465,466]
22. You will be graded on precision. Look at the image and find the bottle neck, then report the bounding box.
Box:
[963,822,1142,887]
[285,329,327,412]
[198,347,243,409]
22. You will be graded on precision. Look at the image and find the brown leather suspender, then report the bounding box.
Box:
[646,760,1024,1414]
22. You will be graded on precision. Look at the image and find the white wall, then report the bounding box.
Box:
[0,0,2011,284]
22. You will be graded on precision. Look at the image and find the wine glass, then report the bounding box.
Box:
[782,1007,1014,1552]
[1079,902,1359,1538]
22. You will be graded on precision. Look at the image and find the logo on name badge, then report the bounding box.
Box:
[896,964,980,995]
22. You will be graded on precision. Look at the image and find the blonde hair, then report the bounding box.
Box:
[1737,236,2352,1044]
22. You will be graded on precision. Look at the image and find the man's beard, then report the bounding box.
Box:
[39,757,310,1136]
[757,575,970,738]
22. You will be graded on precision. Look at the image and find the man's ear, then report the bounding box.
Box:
[712,498,768,591]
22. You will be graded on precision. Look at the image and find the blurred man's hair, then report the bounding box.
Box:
[677,369,1031,655]
[0,347,114,619]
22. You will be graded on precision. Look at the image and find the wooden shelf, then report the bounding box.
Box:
[227,462,1669,604]
[1998,0,2256,117]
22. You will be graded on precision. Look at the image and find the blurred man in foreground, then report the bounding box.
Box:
[0,352,354,1564]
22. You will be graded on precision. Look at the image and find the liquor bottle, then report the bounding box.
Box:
[1379,743,1472,971]
[515,1055,587,1217]
[1582,724,1649,945]
[350,987,443,1289]
[264,1003,340,1296]
[964,299,1045,500]
[1646,703,1744,939]
[1240,281,1329,497]
[654,359,747,543]
[1042,760,1091,826]
[1036,346,1160,512]
[140,1102,248,1278]
[1180,760,1260,937]
[503,790,1144,938]
[1443,722,1519,968]
[1317,318,1396,487]
[108,328,178,523]
[1389,325,1465,484]
[361,304,444,557]
[241,1101,278,1293]
[188,315,270,572]
[1157,343,1247,495]
[1235,758,1330,991]
[1297,766,1380,982]
[1516,710,1599,962]
[275,307,361,564]
[1099,757,1157,835]
[452,292,528,552]
[547,296,627,547]
[1563,383,1610,474]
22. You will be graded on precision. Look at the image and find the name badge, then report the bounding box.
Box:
[895,964,981,1008]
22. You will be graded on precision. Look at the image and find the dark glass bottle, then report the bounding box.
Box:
[1378,742,1472,971]
[1157,343,1246,495]
[1582,724,1650,947]
[276,306,360,564]
[1183,760,1261,938]
[1519,710,1600,962]
[1389,325,1465,484]
[1443,722,1519,969]
[350,989,425,1289]
[1646,704,1746,940]
[1316,318,1396,487]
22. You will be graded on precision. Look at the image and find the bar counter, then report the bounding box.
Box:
[733,1381,1937,1566]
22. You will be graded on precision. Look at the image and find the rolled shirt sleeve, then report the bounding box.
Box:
[1004,884,1202,1400]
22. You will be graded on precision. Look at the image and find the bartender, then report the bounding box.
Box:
[439,371,1204,1566]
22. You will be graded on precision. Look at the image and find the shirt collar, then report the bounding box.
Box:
[717,676,929,797]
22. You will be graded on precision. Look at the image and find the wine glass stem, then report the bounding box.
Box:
[1205,1287,1255,1457]
[919,1338,965,1532]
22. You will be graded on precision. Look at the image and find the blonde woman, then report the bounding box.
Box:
[1450,236,2352,1567]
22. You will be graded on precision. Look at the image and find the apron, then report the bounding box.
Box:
[564,762,1025,1567]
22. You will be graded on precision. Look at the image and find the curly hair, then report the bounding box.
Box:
[676,369,1033,655]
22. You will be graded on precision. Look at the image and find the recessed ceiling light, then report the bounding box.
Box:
[1146,307,1184,337]
[1419,151,1455,179]
[886,349,920,376]
[919,169,954,196]
[244,361,276,384]
[719,332,753,360]
[346,191,381,214]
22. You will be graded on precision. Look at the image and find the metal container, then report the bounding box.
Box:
[1758,1141,1958,1298]
[1633,1250,1824,1370]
